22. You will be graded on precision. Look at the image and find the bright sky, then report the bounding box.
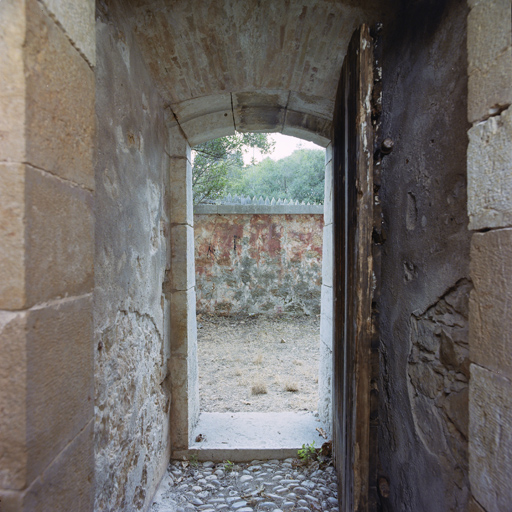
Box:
[243,133,322,165]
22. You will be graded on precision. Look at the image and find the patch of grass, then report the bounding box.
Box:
[224,460,234,472]
[284,382,299,392]
[251,382,268,395]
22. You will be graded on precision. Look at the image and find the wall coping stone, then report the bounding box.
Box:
[194,204,324,215]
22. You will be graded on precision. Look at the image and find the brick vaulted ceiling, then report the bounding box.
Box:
[117,0,383,146]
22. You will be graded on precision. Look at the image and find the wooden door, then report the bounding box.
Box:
[332,24,376,512]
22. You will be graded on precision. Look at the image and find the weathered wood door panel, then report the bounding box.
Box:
[332,24,375,512]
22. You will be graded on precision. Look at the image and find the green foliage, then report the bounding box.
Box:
[192,133,273,204]
[226,148,325,204]
[223,460,234,472]
[192,134,325,205]
[298,441,317,461]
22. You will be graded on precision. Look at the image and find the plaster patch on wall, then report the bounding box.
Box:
[195,213,323,316]
[408,279,472,507]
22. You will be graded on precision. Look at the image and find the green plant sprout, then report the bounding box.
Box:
[223,460,234,472]
[298,442,317,462]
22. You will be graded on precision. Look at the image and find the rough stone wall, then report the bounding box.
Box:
[94,3,172,510]
[466,1,512,511]
[407,280,471,494]
[194,213,324,317]
[378,1,472,510]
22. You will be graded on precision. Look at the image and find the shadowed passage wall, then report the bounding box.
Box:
[378,1,472,510]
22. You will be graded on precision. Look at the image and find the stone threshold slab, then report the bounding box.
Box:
[173,411,329,462]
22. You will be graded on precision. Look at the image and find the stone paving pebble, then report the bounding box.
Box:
[150,458,339,512]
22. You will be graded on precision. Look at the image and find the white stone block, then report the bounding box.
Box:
[235,106,286,133]
[172,93,232,124]
[470,364,512,512]
[320,284,333,352]
[169,156,193,226]
[169,287,198,450]
[187,321,200,437]
[468,0,511,76]
[470,228,512,377]
[167,125,191,161]
[325,142,333,165]
[170,224,196,292]
[181,111,235,147]
[282,110,331,148]
[233,90,289,109]
[0,310,27,489]
[468,47,512,123]
[170,288,197,358]
[23,420,94,512]
[288,91,334,121]
[0,0,26,163]
[41,0,95,67]
[467,0,512,122]
[0,163,26,309]
[468,106,512,230]
[323,158,334,226]
[319,284,333,433]
[233,91,287,133]
[321,225,333,288]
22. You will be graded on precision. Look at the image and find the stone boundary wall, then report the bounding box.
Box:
[194,205,324,317]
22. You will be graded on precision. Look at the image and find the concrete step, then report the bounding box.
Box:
[173,411,330,462]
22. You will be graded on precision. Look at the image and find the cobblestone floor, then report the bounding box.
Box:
[150,458,339,512]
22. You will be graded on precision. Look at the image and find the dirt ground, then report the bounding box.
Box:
[197,314,320,413]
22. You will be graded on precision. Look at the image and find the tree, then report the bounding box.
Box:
[192,133,274,204]
[282,149,325,204]
[226,148,325,204]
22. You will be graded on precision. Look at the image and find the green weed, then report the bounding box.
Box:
[298,442,316,461]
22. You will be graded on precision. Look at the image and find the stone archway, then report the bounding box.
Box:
[166,127,334,462]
